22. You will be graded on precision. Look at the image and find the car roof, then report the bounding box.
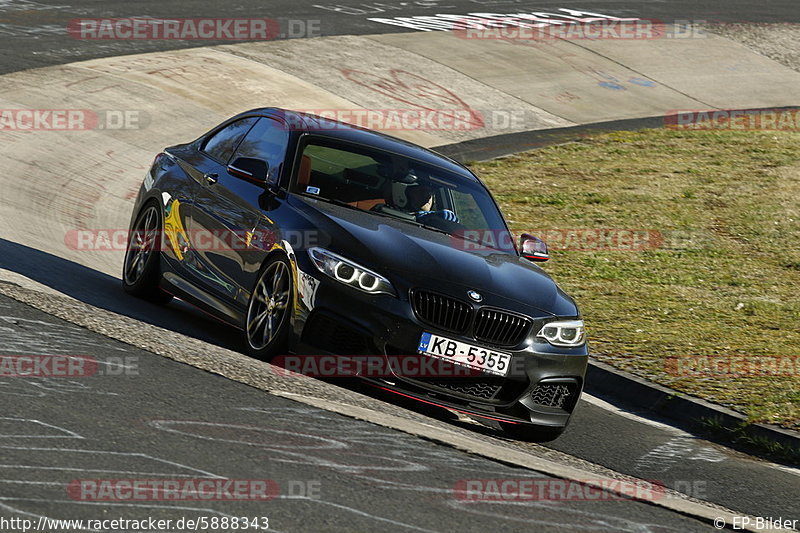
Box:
[236,107,479,182]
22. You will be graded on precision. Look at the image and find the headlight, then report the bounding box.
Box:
[537,320,586,347]
[308,247,396,296]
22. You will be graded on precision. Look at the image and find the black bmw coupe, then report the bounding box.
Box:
[123,108,588,440]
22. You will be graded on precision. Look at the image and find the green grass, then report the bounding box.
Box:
[469,128,800,430]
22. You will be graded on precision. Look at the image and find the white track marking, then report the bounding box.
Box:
[583,394,800,478]
[0,445,224,478]
[0,417,83,439]
[581,394,691,435]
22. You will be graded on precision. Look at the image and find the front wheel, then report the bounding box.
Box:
[244,256,293,359]
[122,202,172,304]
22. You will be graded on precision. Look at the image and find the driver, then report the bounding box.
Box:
[405,185,459,223]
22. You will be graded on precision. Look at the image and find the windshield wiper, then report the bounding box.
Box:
[303,195,363,213]
[407,219,452,237]
[371,211,496,249]
[413,220,509,252]
[306,195,504,251]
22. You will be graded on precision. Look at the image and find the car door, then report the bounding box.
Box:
[170,117,258,297]
[189,116,290,309]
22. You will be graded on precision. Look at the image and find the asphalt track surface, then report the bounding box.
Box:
[0,294,719,533]
[1,243,798,523]
[1,0,799,531]
[1,0,799,74]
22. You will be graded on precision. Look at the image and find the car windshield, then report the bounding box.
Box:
[292,138,516,253]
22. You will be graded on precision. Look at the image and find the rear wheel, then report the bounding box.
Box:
[245,256,293,359]
[122,202,172,304]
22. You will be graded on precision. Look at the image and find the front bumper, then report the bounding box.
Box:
[290,265,588,429]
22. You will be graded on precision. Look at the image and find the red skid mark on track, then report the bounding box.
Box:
[340,68,485,128]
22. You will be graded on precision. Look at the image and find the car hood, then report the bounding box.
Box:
[290,197,579,318]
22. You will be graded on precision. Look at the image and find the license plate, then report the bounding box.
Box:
[418,332,512,377]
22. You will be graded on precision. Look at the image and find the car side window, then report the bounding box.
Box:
[231,117,290,185]
[202,117,258,164]
[295,143,389,208]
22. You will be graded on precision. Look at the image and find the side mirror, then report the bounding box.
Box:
[520,233,549,262]
[228,157,269,184]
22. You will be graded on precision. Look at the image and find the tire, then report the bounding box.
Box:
[500,422,565,442]
[122,202,172,305]
[244,256,293,360]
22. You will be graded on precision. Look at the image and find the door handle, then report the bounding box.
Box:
[204,173,219,185]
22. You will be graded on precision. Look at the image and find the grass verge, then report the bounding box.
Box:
[470,128,800,430]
